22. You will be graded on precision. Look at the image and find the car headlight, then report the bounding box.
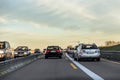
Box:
[14,52,18,54]
[24,52,27,54]
[0,50,4,54]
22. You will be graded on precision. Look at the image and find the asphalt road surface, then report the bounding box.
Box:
[1,53,120,80]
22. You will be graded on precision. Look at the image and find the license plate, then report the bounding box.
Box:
[51,51,56,53]
[87,52,94,54]
[19,54,23,56]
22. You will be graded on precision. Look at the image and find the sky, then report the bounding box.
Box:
[0,0,120,49]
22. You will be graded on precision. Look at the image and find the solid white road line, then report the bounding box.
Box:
[66,53,104,80]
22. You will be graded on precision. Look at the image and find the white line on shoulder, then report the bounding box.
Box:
[66,53,104,80]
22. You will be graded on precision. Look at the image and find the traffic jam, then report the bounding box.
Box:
[0,41,42,61]
[0,40,120,80]
[0,41,101,62]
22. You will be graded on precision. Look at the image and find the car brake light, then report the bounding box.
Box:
[57,50,60,53]
[46,50,50,53]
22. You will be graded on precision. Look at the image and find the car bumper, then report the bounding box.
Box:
[45,53,62,57]
[78,53,101,58]
[14,54,26,57]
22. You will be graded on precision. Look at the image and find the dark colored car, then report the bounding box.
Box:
[34,49,41,53]
[45,46,63,59]
[14,46,30,58]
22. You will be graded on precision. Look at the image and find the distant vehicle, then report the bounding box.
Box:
[14,46,30,58]
[67,48,74,54]
[34,49,41,53]
[43,49,46,53]
[45,46,63,59]
[0,41,13,60]
[63,49,67,53]
[74,44,101,61]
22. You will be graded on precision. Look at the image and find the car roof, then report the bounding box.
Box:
[0,41,9,43]
[17,46,28,47]
[47,46,59,47]
[82,43,96,46]
[35,48,40,50]
[16,46,28,48]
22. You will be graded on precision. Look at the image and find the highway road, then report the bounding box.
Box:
[1,53,120,80]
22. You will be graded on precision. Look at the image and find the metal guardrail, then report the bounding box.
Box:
[101,51,120,62]
[0,54,41,77]
[101,50,120,53]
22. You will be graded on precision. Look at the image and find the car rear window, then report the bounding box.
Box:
[0,42,5,49]
[47,46,59,50]
[35,49,39,50]
[82,45,98,49]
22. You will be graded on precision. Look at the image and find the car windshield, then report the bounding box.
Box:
[82,45,98,49]
[47,46,59,50]
[0,42,5,49]
[16,46,28,51]
[35,49,39,50]
[35,49,40,51]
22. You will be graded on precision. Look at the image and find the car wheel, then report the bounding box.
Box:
[96,58,100,61]
[92,58,95,61]
[77,57,80,61]
[59,56,62,59]
[2,57,7,61]
[45,56,48,59]
[74,57,77,61]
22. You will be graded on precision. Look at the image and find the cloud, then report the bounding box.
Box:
[0,0,120,47]
[37,0,96,19]
[0,0,96,30]
[0,0,119,33]
[0,16,8,23]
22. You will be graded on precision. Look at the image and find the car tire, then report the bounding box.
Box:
[45,56,48,59]
[92,58,95,61]
[59,56,62,59]
[96,58,100,61]
[77,57,80,61]
[74,57,77,61]
[2,57,7,61]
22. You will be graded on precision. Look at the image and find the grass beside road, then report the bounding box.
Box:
[99,44,120,51]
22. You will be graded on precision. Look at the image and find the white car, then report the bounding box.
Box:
[74,43,101,61]
[0,41,13,61]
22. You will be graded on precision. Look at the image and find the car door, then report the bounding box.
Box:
[6,42,12,58]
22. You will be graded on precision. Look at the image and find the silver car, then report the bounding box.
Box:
[74,44,101,61]
[0,41,13,61]
[14,46,30,58]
